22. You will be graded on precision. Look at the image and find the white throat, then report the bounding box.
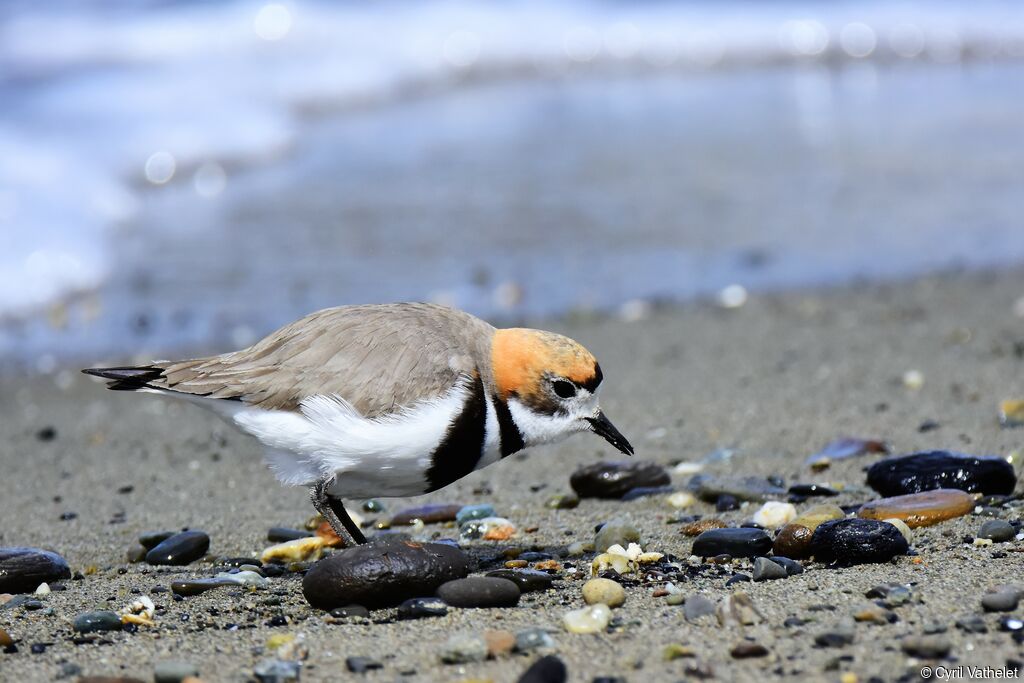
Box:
[506,397,588,448]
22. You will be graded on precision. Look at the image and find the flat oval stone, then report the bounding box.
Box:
[485,569,554,593]
[866,451,1015,496]
[170,577,235,597]
[570,461,670,499]
[73,610,123,633]
[436,576,520,608]
[138,531,175,550]
[681,518,727,537]
[302,536,469,610]
[0,547,71,594]
[691,528,772,558]
[455,504,495,525]
[396,597,448,619]
[858,489,974,528]
[979,519,1016,542]
[689,474,786,503]
[145,531,210,566]
[390,504,462,526]
[810,519,909,565]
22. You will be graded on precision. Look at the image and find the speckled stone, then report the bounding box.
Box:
[810,519,909,565]
[857,489,974,528]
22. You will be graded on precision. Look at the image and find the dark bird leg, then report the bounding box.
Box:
[310,478,366,546]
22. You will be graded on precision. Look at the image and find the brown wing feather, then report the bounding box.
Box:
[149,303,496,416]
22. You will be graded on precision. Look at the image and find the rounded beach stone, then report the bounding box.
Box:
[302,536,469,610]
[979,520,1015,542]
[810,519,909,565]
[866,451,1015,496]
[751,557,787,581]
[397,597,448,619]
[857,489,974,528]
[570,461,670,499]
[594,521,641,552]
[691,528,772,558]
[390,504,462,526]
[681,518,728,537]
[582,578,625,607]
[145,531,210,566]
[0,547,71,594]
[436,576,521,608]
[485,569,554,593]
[73,610,123,633]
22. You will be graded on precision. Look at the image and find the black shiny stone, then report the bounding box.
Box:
[866,451,1015,496]
[0,547,72,594]
[145,531,210,566]
[810,519,909,565]
[570,461,671,500]
[691,528,773,558]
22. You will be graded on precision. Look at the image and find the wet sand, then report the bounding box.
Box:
[3,268,1024,682]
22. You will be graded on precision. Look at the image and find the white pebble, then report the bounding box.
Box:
[752,501,797,529]
[667,492,696,509]
[883,518,913,544]
[34,582,50,595]
[563,604,612,634]
[902,369,924,390]
[672,462,704,475]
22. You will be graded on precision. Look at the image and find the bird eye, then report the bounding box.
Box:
[552,380,577,399]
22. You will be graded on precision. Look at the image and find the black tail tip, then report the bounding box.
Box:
[82,366,163,391]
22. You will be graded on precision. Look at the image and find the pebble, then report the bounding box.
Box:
[885,518,914,544]
[771,556,804,576]
[591,553,631,575]
[302,536,469,610]
[866,583,912,607]
[515,627,557,652]
[717,592,762,627]
[361,499,386,513]
[345,657,383,673]
[751,501,797,529]
[691,528,772,558]
[138,531,175,549]
[867,450,1015,496]
[266,527,312,543]
[171,578,236,597]
[810,519,909,565]
[621,486,674,501]
[545,493,580,509]
[815,618,855,647]
[154,661,200,683]
[73,610,123,633]
[486,569,554,593]
[485,629,516,657]
[145,531,210,566]
[0,547,72,594]
[751,557,787,581]
[329,604,370,619]
[595,521,641,552]
[901,634,951,659]
[681,519,727,536]
[955,614,988,633]
[253,659,300,683]
[806,437,889,468]
[439,633,489,664]
[582,578,625,608]
[516,655,567,683]
[683,594,716,622]
[690,475,787,502]
[460,517,516,541]
[730,642,769,658]
[716,494,740,511]
[397,597,448,619]
[979,520,1016,542]
[667,493,700,509]
[570,461,670,499]
[981,586,1021,612]
[456,504,496,525]
[857,489,974,528]
[437,576,520,608]
[788,484,839,498]
[562,604,611,634]
[999,399,1024,428]
[662,644,696,661]
[852,604,894,625]
[390,503,462,525]
[260,537,324,564]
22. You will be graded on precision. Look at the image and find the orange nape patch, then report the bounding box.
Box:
[491,328,598,399]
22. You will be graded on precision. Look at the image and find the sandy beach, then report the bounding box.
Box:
[2,267,1023,682]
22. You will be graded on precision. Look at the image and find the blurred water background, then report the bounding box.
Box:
[1,0,1023,370]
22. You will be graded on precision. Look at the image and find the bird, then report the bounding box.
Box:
[83,302,633,547]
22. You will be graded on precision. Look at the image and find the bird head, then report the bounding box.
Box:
[491,328,633,455]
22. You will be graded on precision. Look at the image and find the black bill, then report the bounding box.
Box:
[586,411,634,456]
